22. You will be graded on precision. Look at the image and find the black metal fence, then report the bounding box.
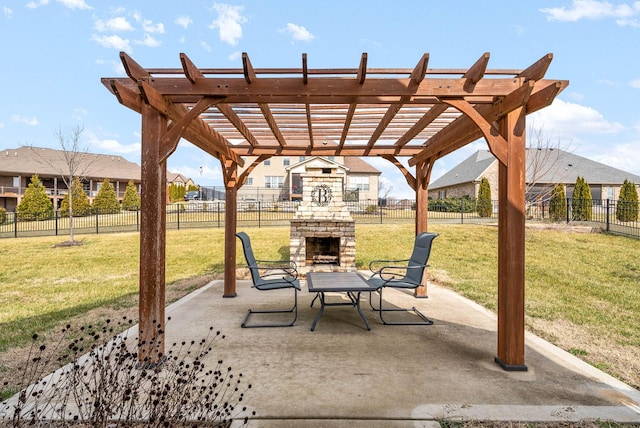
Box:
[1,198,638,239]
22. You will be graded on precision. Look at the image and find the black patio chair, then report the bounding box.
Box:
[366,232,438,325]
[236,231,301,328]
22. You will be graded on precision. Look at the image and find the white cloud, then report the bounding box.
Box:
[280,23,315,42]
[94,16,133,32]
[94,58,126,75]
[175,15,193,29]
[0,122,5,129]
[588,142,640,176]
[630,78,640,88]
[133,12,165,34]
[228,51,242,61]
[200,41,212,52]
[135,33,161,48]
[11,115,38,126]
[26,0,49,9]
[91,34,132,53]
[209,3,246,46]
[56,0,92,10]
[4,6,13,18]
[530,98,625,137]
[540,0,640,23]
[73,108,88,121]
[85,131,141,156]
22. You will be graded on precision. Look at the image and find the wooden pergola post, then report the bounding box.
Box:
[139,103,168,364]
[222,159,239,297]
[414,158,434,297]
[495,107,527,371]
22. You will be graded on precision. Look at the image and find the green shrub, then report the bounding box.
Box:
[616,179,639,222]
[121,180,141,211]
[549,183,567,221]
[0,207,6,225]
[365,204,378,214]
[428,197,474,213]
[571,176,592,221]
[168,183,186,203]
[16,175,53,221]
[60,177,92,217]
[93,179,121,214]
[476,177,492,217]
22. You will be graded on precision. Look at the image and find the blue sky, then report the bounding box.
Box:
[1,0,639,198]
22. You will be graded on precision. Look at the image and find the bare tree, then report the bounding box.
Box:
[378,178,393,200]
[526,125,574,203]
[33,126,96,245]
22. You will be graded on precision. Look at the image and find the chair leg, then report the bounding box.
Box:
[241,288,298,328]
[377,287,433,326]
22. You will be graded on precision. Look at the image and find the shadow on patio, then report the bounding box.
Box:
[163,276,640,427]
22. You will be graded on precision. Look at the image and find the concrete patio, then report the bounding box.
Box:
[162,276,640,427]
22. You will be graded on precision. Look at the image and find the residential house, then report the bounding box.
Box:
[236,155,381,202]
[0,146,142,211]
[429,149,640,202]
[167,171,196,188]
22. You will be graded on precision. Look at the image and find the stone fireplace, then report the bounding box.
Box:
[290,161,356,274]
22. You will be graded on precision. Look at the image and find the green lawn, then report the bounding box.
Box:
[1,224,638,387]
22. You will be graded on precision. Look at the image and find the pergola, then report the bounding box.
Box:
[102,52,568,371]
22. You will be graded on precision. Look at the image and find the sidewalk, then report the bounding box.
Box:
[164,277,640,427]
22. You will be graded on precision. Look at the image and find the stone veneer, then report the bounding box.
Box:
[290,167,356,274]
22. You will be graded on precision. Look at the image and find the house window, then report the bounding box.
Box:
[349,176,369,191]
[246,177,253,186]
[13,177,20,187]
[299,156,305,162]
[265,176,284,188]
[283,157,290,166]
[438,190,446,199]
[264,159,270,166]
[328,156,335,161]
[607,187,614,200]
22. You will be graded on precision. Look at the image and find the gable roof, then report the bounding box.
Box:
[430,150,496,189]
[430,149,640,190]
[343,157,381,175]
[0,146,141,182]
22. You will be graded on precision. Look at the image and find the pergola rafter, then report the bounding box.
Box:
[101,51,568,371]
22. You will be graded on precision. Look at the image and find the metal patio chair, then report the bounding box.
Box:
[236,231,301,328]
[366,232,438,325]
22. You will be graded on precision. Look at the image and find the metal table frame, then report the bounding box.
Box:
[306,272,376,331]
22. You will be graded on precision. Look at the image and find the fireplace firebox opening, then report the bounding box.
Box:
[306,237,340,264]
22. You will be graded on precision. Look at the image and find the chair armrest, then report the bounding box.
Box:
[377,264,427,283]
[369,259,409,273]
[250,261,299,281]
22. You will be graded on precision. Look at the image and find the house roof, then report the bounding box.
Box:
[0,146,141,182]
[430,149,640,190]
[343,157,381,175]
[527,149,640,185]
[430,150,496,188]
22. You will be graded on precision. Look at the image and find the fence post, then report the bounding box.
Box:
[460,200,464,224]
[566,198,570,224]
[606,199,610,232]
[217,202,221,228]
[258,201,261,228]
[177,205,180,230]
[55,210,59,236]
[96,209,99,234]
[380,203,383,224]
[13,211,17,238]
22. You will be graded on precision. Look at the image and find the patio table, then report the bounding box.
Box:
[306,271,377,331]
